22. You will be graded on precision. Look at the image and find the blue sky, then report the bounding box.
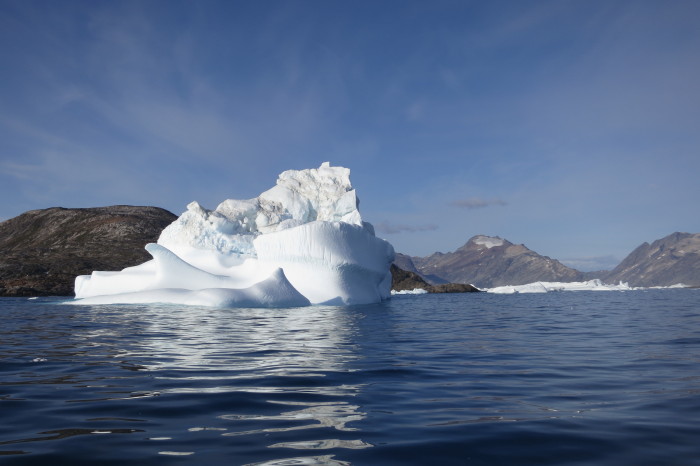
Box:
[1,0,699,271]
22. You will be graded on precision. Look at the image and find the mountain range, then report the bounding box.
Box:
[399,233,700,289]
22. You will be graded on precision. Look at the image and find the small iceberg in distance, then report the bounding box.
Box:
[484,279,689,294]
[72,163,395,308]
[391,288,429,295]
[486,280,633,294]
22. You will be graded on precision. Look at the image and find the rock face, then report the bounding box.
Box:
[0,206,177,296]
[409,235,582,288]
[602,232,700,287]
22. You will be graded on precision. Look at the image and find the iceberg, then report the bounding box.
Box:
[485,279,634,294]
[391,288,429,295]
[74,163,395,307]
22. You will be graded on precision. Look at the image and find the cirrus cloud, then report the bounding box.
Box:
[450,198,507,209]
[374,221,439,235]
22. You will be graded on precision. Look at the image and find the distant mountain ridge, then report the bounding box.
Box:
[405,235,582,288]
[601,232,700,287]
[398,232,700,288]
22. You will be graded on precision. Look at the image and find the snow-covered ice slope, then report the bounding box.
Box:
[74,163,395,307]
[484,280,688,294]
[485,279,634,294]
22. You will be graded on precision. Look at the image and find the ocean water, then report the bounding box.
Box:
[1,290,700,465]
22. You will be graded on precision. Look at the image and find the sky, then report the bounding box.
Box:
[1,0,699,271]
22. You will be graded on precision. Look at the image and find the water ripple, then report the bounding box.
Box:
[1,291,700,464]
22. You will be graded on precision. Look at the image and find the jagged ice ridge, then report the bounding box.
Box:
[74,163,395,307]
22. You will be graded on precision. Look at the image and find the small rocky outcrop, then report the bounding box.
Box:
[390,264,480,293]
[428,282,480,293]
[0,206,177,297]
[391,264,432,291]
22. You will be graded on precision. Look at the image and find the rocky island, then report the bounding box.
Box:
[390,264,480,293]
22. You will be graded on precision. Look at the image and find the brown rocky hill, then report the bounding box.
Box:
[0,206,177,297]
[409,235,582,288]
[602,232,700,287]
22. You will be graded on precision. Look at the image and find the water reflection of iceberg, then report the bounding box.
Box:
[220,400,366,435]
[81,304,360,376]
[268,439,372,450]
[78,303,371,461]
[181,308,352,374]
[197,307,370,458]
[245,454,351,466]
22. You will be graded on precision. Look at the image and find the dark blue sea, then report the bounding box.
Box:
[2,289,700,465]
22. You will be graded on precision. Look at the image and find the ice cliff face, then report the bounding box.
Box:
[74,163,395,307]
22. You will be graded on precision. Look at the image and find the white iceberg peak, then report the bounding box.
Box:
[158,162,363,258]
[74,163,394,307]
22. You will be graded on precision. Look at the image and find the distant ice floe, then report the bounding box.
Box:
[390,280,690,296]
[647,283,688,289]
[485,279,688,294]
[391,288,429,295]
[73,163,394,308]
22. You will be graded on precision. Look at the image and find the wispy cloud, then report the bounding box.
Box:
[0,1,341,216]
[450,198,507,209]
[1,1,698,263]
[375,221,438,235]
